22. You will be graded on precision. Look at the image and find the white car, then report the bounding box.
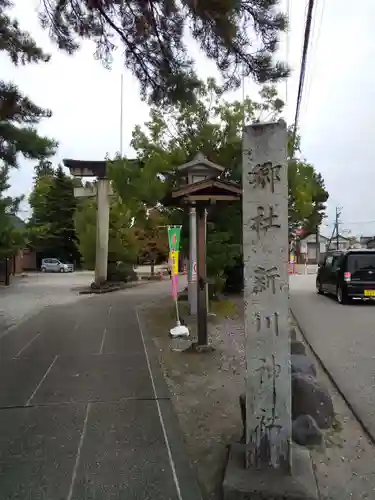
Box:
[41,258,74,273]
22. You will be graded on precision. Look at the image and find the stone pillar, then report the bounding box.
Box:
[204,208,209,314]
[95,179,110,284]
[196,204,208,345]
[223,121,317,500]
[188,207,198,315]
[242,121,291,470]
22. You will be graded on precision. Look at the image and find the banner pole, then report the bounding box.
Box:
[175,298,180,324]
[168,225,189,338]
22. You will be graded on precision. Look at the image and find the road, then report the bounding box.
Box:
[290,274,375,442]
[0,276,201,500]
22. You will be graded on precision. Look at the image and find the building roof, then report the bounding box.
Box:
[337,233,351,241]
[164,178,242,206]
[302,233,351,242]
[176,153,225,174]
[300,233,329,242]
[63,158,143,178]
[360,236,375,243]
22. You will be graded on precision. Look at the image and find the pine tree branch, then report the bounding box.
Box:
[0,0,51,64]
[0,81,52,123]
[0,121,57,167]
[38,0,289,105]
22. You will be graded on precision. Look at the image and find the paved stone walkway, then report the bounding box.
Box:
[0,281,201,499]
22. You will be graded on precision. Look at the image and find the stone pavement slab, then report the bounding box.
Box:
[30,353,158,405]
[0,404,86,500]
[0,357,55,408]
[0,279,201,500]
[71,400,179,500]
[102,306,145,354]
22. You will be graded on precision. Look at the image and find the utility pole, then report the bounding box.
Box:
[315,226,320,264]
[120,74,124,157]
[335,206,342,250]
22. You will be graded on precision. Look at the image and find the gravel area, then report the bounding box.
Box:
[0,272,94,334]
[141,296,375,500]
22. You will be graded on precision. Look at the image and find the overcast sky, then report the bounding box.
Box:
[3,0,375,238]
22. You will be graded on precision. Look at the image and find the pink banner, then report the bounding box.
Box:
[171,274,179,301]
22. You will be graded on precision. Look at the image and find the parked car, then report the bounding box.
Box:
[41,258,74,273]
[316,249,375,304]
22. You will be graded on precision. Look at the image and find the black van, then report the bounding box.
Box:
[316,249,375,304]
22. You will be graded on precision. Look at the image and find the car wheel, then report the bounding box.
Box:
[59,268,65,273]
[316,279,323,294]
[41,267,46,273]
[337,285,349,304]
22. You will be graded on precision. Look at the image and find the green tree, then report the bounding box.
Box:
[74,195,138,270]
[108,157,166,213]
[33,159,55,178]
[38,0,288,105]
[0,166,25,258]
[0,1,57,166]
[0,0,57,257]
[28,165,80,264]
[133,207,169,275]
[288,158,328,237]
[130,79,329,286]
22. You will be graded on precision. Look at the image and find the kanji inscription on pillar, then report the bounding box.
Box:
[242,120,291,470]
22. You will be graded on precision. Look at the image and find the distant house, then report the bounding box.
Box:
[0,215,37,284]
[326,233,351,252]
[299,233,351,264]
[360,236,375,249]
[8,215,37,274]
[299,234,330,264]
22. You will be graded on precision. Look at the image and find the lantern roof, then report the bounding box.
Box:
[164,177,242,206]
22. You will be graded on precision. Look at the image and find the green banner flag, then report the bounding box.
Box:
[168,226,181,252]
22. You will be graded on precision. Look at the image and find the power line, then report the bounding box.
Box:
[291,0,316,152]
[335,205,342,250]
[285,0,291,109]
[120,73,124,157]
[302,0,326,123]
[341,220,375,226]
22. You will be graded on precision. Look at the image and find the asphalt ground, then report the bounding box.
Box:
[290,274,375,444]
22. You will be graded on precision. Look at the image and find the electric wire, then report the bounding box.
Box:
[291,0,316,153]
[302,0,326,124]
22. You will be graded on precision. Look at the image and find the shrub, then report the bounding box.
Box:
[107,262,138,282]
[224,257,244,294]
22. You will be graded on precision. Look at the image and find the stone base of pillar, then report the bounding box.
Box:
[185,342,215,353]
[222,442,318,500]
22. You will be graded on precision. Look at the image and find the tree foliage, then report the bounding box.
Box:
[28,165,80,263]
[0,165,25,258]
[130,79,329,284]
[74,190,138,270]
[133,207,169,273]
[108,157,165,212]
[288,159,328,236]
[0,0,57,167]
[38,0,289,105]
[0,0,56,258]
